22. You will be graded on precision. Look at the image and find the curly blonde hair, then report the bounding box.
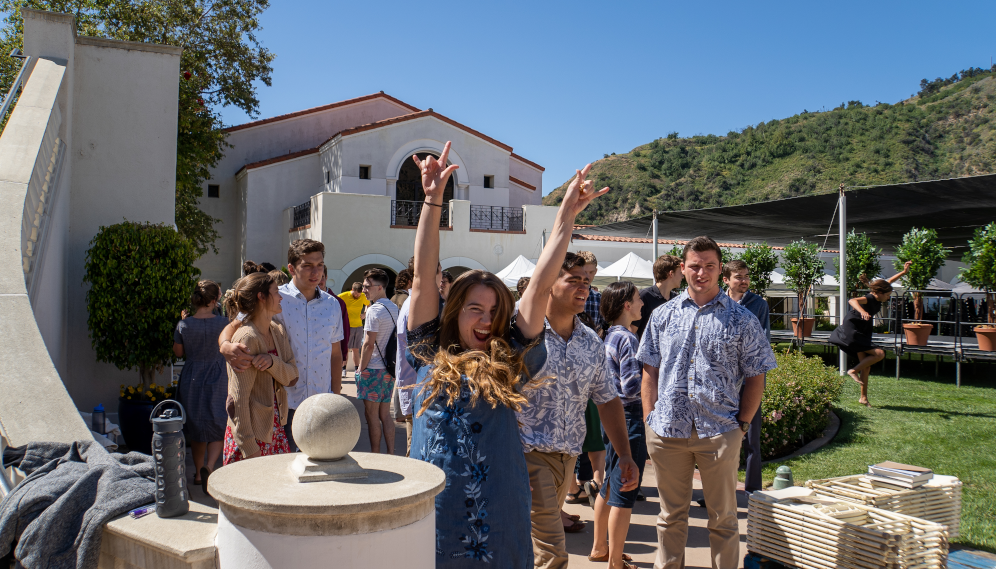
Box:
[415,270,540,416]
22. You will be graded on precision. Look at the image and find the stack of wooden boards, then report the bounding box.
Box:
[865,462,933,489]
[806,473,962,538]
[747,487,948,569]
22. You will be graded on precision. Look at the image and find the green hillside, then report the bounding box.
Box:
[543,67,996,224]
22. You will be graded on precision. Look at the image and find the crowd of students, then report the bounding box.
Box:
[171,141,782,569]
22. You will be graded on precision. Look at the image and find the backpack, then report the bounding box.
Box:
[373,300,398,374]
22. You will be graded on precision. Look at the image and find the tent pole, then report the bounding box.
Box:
[838,183,847,376]
[652,211,659,261]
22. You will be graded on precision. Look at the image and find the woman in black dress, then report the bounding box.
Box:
[829,261,910,406]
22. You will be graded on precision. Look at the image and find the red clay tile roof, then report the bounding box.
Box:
[508,175,536,191]
[572,233,839,253]
[320,110,514,152]
[510,152,545,172]
[224,92,420,133]
[236,148,319,176]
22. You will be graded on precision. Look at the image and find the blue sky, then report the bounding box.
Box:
[219,0,996,196]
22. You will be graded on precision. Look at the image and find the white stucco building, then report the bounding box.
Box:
[197,93,550,292]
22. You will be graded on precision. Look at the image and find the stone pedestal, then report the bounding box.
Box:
[209,394,445,568]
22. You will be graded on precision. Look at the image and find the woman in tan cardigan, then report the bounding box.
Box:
[221,272,299,464]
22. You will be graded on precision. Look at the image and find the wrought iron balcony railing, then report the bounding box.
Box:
[292,200,311,228]
[392,200,450,228]
[470,205,523,232]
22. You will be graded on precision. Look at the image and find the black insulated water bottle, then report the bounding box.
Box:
[150,400,189,518]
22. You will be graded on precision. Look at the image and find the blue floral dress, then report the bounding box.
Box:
[407,317,546,567]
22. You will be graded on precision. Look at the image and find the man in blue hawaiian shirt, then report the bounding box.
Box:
[638,236,776,569]
[518,252,639,569]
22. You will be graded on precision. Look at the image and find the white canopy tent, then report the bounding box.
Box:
[599,252,655,280]
[495,255,536,288]
[593,252,655,288]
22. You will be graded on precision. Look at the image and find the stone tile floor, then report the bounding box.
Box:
[189,366,749,568]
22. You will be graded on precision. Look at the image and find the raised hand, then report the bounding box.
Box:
[412,141,459,202]
[560,163,609,218]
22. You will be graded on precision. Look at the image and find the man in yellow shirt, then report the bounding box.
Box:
[338,282,370,372]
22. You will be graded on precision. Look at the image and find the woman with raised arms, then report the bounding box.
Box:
[406,141,608,567]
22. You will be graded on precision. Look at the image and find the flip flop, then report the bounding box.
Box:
[587,552,633,562]
[563,520,586,533]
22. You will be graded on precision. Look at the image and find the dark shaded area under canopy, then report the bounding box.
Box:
[578,174,996,255]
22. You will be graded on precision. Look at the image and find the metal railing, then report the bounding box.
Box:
[391,200,450,228]
[0,54,31,129]
[292,200,311,228]
[470,205,523,232]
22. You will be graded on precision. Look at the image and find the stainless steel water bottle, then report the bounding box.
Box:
[150,400,189,518]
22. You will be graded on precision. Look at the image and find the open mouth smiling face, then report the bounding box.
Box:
[459,284,500,350]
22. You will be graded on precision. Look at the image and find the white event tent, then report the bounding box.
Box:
[495,255,536,288]
[594,252,655,288]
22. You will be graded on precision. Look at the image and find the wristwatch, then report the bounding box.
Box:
[740,421,751,433]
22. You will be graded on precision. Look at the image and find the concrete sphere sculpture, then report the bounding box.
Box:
[292,394,360,461]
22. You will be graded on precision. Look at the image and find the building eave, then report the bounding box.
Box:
[224,92,420,134]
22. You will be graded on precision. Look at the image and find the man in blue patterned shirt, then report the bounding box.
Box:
[637,236,776,569]
[518,252,638,569]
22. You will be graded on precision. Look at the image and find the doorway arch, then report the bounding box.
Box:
[396,152,455,202]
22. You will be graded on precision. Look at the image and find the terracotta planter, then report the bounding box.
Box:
[902,323,933,346]
[791,317,815,338]
[975,327,996,351]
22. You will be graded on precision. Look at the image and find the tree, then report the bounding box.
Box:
[0,0,275,256]
[741,242,778,297]
[781,239,825,318]
[84,221,200,389]
[959,222,996,326]
[894,228,946,321]
[832,230,882,298]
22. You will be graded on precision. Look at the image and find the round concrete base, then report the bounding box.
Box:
[216,508,436,569]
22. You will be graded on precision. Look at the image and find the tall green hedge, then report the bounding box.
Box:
[760,350,844,459]
[84,221,200,388]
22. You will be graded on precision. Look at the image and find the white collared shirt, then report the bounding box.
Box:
[274,281,344,409]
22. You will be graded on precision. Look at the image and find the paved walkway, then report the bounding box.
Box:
[190,365,749,567]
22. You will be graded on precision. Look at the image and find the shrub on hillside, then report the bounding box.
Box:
[759,350,844,459]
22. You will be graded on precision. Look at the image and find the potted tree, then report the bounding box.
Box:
[84,221,199,453]
[894,228,946,346]
[833,230,882,299]
[959,222,996,351]
[782,239,825,338]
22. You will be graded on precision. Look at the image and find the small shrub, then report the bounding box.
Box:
[759,350,844,459]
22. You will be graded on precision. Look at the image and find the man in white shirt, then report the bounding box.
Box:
[357,268,400,454]
[220,239,344,452]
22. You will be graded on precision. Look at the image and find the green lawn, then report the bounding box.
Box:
[754,351,996,552]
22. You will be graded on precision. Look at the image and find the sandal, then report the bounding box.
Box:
[587,552,633,562]
[565,490,588,504]
[563,519,586,533]
[584,480,600,508]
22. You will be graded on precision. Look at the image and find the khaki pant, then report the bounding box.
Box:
[646,425,743,569]
[404,415,413,457]
[525,451,576,569]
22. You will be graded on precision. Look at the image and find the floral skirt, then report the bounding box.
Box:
[222,396,289,465]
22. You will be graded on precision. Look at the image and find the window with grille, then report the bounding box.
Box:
[207,184,219,198]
